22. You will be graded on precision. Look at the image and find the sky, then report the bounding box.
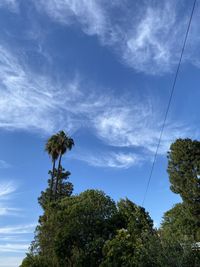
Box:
[0,0,200,266]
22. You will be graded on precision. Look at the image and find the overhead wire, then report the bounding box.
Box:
[142,0,197,206]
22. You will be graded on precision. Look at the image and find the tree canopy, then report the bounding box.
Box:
[20,135,200,267]
[167,138,200,221]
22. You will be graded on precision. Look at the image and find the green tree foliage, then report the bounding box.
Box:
[160,138,200,266]
[160,203,200,267]
[101,199,163,267]
[161,203,200,242]
[23,190,118,267]
[22,192,165,267]
[167,138,200,221]
[20,136,200,267]
[52,190,118,266]
[38,167,73,210]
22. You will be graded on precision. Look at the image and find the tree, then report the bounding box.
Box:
[54,131,74,200]
[167,139,200,223]
[160,203,200,267]
[38,167,73,210]
[45,134,59,199]
[20,132,75,266]
[31,190,117,266]
[21,136,200,267]
[45,131,74,200]
[53,190,117,266]
[20,240,50,267]
[101,199,163,267]
[160,203,199,242]
[159,138,200,266]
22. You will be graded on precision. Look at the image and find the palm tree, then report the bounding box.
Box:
[54,131,74,199]
[45,134,59,199]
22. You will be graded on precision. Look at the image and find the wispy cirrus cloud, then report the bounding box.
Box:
[34,0,199,74]
[73,151,143,169]
[0,223,35,266]
[122,2,181,74]
[0,223,35,234]
[0,185,32,265]
[0,257,25,267]
[0,181,15,198]
[0,243,29,253]
[1,1,200,74]
[0,45,59,134]
[0,45,106,134]
[0,1,197,169]
[0,207,20,216]
[0,44,195,167]
[0,236,29,242]
[94,105,194,155]
[35,0,108,37]
[0,181,20,216]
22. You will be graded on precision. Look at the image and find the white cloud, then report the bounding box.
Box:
[0,45,114,135]
[94,106,153,147]
[122,3,180,74]
[36,0,107,37]
[0,45,75,134]
[93,103,194,155]
[0,236,29,242]
[0,181,21,216]
[0,223,35,234]
[74,151,143,169]
[0,45,119,136]
[34,0,199,74]
[0,44,195,168]
[0,181,16,198]
[0,207,20,216]
[0,256,24,267]
[0,243,29,253]
[35,0,120,45]
[0,224,35,267]
[2,1,200,74]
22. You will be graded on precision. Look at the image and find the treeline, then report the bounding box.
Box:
[20,132,200,267]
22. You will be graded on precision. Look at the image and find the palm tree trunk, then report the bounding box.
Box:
[54,153,62,200]
[50,159,56,200]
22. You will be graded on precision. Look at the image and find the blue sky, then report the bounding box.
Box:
[0,0,200,265]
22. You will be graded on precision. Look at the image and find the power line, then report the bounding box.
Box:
[142,0,197,206]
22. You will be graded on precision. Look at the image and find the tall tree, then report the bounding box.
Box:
[167,138,200,222]
[54,131,74,199]
[38,190,117,267]
[101,199,162,267]
[45,134,59,199]
[38,167,73,210]
[160,203,200,242]
[160,203,200,266]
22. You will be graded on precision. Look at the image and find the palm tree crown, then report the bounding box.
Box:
[55,130,74,156]
[45,135,59,162]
